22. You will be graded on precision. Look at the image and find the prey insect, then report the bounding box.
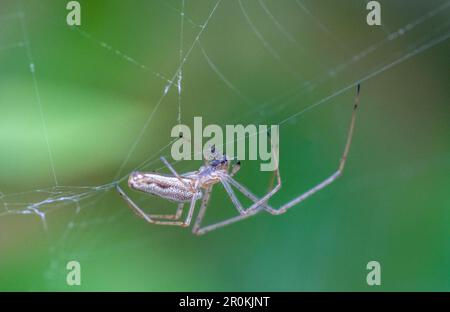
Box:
[116,84,362,235]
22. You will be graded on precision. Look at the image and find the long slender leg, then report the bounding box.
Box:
[194,206,262,235]
[195,141,279,230]
[190,177,271,234]
[228,171,336,215]
[221,177,274,213]
[193,177,274,235]
[266,167,276,194]
[182,185,199,227]
[242,127,282,212]
[195,170,340,233]
[216,134,281,215]
[160,156,195,192]
[221,179,246,214]
[270,84,361,214]
[226,176,275,211]
[214,162,281,214]
[192,186,212,234]
[197,83,362,234]
[191,184,264,235]
[116,185,196,226]
[226,83,362,216]
[225,119,282,214]
[148,203,184,220]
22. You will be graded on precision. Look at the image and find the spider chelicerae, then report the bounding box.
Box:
[116,84,361,235]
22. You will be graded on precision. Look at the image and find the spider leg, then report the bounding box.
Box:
[191,151,346,234]
[227,171,339,215]
[219,158,281,214]
[215,136,281,215]
[191,184,263,235]
[190,177,271,234]
[116,185,197,226]
[148,202,184,220]
[221,178,246,214]
[190,137,280,233]
[191,186,212,234]
[222,123,281,214]
[221,177,274,214]
[192,179,275,235]
[227,83,362,215]
[226,176,275,212]
[264,83,361,215]
[160,156,196,192]
[196,85,360,235]
[182,182,200,227]
[194,206,262,235]
[229,159,241,177]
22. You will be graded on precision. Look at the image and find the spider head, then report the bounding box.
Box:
[209,156,228,171]
[207,144,228,170]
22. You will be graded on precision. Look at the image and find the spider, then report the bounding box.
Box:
[116,84,361,235]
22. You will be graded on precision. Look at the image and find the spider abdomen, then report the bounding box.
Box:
[128,172,201,203]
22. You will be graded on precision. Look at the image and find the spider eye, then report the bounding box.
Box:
[210,159,220,166]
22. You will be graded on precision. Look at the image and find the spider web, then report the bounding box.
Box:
[0,0,449,288]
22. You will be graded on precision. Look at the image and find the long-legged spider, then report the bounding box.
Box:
[116,84,361,235]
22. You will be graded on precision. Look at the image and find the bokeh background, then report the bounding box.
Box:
[0,0,449,291]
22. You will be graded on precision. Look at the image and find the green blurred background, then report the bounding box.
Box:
[0,0,449,291]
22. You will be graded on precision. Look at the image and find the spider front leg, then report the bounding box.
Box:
[222,83,362,216]
[192,181,269,235]
[263,83,362,215]
[221,178,246,214]
[193,84,362,233]
[223,123,282,215]
[220,147,281,215]
[192,184,262,235]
